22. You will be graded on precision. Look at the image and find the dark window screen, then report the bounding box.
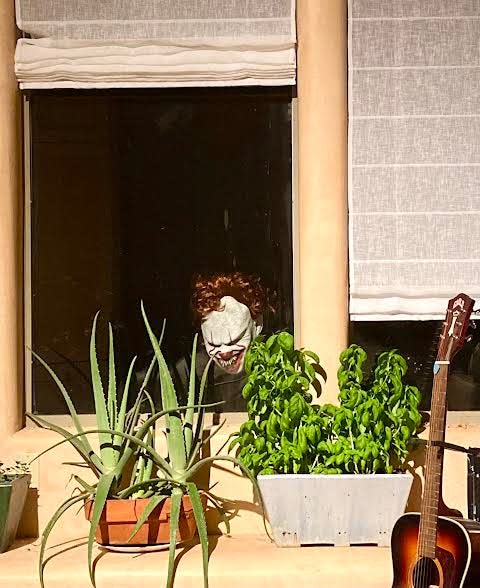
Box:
[350,321,480,410]
[29,88,293,414]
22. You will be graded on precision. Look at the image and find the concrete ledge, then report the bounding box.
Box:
[0,535,392,588]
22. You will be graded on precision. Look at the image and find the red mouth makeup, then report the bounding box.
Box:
[215,349,245,373]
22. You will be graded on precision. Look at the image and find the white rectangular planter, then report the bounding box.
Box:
[257,472,413,547]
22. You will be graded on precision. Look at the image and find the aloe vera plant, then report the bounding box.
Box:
[29,303,262,588]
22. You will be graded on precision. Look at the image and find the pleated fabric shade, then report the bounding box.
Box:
[15,0,296,88]
[349,0,480,320]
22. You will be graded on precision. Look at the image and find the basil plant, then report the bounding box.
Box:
[231,337,422,477]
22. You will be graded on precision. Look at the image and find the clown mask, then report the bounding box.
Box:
[201,295,262,374]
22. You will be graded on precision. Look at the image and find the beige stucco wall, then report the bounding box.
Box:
[0,0,23,437]
[296,0,349,404]
[0,0,477,572]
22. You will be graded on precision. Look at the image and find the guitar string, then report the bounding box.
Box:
[419,324,444,560]
[428,362,449,583]
[421,379,436,587]
[418,376,434,586]
[415,322,444,587]
[424,369,446,586]
[418,356,448,586]
[418,373,436,583]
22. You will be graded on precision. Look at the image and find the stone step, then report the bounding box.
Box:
[0,535,392,588]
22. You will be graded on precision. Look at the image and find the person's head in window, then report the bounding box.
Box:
[192,272,273,374]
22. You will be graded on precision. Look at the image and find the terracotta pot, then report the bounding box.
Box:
[84,494,206,546]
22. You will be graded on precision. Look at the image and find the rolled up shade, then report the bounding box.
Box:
[348,0,480,320]
[15,1,296,88]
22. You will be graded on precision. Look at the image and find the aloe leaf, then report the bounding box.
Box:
[139,318,166,393]
[121,400,224,482]
[132,401,223,451]
[184,334,198,456]
[26,413,103,475]
[30,350,98,463]
[90,313,116,470]
[142,389,156,420]
[62,461,92,469]
[123,357,156,435]
[39,492,89,588]
[124,357,157,435]
[203,491,231,535]
[142,428,155,483]
[29,427,173,479]
[125,388,147,435]
[128,423,154,490]
[73,475,97,494]
[87,473,116,587]
[187,455,272,540]
[187,418,227,470]
[189,359,214,463]
[107,323,117,430]
[115,355,137,452]
[126,494,168,543]
[134,453,146,490]
[141,302,186,472]
[139,355,156,393]
[197,359,213,411]
[186,483,209,588]
[133,390,156,440]
[167,487,183,588]
[128,454,141,489]
[117,477,169,499]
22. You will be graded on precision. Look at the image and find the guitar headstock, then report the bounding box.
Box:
[438,293,475,361]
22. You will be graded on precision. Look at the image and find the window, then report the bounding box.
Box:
[350,320,480,410]
[27,88,294,414]
[348,1,480,412]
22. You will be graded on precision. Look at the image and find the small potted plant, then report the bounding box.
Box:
[29,304,259,588]
[231,337,421,547]
[0,460,31,553]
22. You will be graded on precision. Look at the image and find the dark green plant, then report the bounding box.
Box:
[329,344,422,474]
[231,338,422,477]
[230,332,324,475]
[0,461,29,484]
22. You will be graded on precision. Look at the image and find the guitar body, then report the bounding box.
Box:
[391,513,471,587]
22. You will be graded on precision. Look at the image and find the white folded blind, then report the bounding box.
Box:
[15,0,296,88]
[348,0,480,320]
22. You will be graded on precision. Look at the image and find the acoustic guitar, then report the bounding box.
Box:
[391,293,480,588]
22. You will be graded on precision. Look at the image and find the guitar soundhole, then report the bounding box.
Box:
[412,557,440,588]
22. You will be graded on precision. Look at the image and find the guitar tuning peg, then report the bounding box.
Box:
[466,334,474,343]
[470,320,477,330]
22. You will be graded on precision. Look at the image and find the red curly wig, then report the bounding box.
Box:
[191,272,274,324]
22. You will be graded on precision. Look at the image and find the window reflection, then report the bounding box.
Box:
[30,89,293,414]
[350,321,480,410]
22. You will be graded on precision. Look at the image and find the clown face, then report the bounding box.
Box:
[201,296,262,374]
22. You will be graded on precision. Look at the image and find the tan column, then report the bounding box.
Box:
[0,1,23,435]
[296,0,348,403]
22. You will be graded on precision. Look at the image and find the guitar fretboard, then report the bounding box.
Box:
[418,363,449,559]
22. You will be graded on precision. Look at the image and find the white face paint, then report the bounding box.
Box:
[201,296,262,374]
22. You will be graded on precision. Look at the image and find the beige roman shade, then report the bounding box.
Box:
[349,0,480,320]
[14,1,296,88]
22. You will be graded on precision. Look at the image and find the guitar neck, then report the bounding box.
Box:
[418,363,449,558]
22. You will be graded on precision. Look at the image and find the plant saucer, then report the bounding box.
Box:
[98,542,171,554]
